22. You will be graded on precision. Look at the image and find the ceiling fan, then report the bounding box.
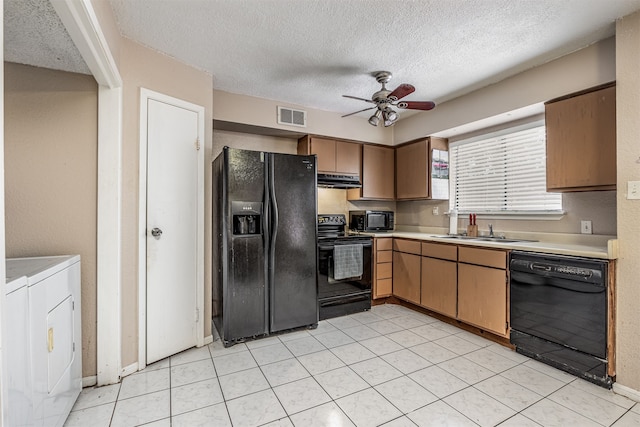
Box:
[342,71,436,127]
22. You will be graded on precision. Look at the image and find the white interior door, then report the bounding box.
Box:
[146,98,199,364]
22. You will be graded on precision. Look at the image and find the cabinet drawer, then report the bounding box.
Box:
[393,239,421,255]
[376,278,393,297]
[377,251,393,264]
[377,263,392,280]
[458,246,507,269]
[421,242,457,261]
[377,238,393,251]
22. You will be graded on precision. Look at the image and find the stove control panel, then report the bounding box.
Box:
[317,214,346,225]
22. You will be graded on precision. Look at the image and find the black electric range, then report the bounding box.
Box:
[317,214,372,320]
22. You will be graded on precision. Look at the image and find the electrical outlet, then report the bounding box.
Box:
[581,220,592,234]
[432,207,439,215]
[628,181,640,200]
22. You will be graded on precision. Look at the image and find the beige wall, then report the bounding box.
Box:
[396,191,617,236]
[213,90,394,145]
[615,12,640,392]
[119,38,214,368]
[213,130,398,216]
[216,131,616,236]
[4,63,98,377]
[213,130,298,158]
[395,37,616,143]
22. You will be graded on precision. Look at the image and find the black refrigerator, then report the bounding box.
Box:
[212,147,318,346]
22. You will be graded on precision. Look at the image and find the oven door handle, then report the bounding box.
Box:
[318,242,372,250]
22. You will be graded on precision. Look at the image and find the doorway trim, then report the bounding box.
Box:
[50,0,123,386]
[138,88,205,370]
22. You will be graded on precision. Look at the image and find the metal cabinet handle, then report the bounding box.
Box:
[151,228,163,237]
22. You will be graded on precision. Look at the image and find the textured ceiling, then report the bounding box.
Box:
[107,0,640,117]
[5,0,640,121]
[4,0,90,75]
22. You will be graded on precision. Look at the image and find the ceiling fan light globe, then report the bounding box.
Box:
[385,109,398,122]
[369,114,380,126]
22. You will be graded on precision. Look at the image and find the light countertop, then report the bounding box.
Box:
[349,229,617,260]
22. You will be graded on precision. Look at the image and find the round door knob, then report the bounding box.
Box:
[151,228,163,237]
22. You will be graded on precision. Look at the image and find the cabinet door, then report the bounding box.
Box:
[457,263,507,336]
[545,85,616,191]
[362,145,395,199]
[373,238,393,299]
[393,251,421,304]
[335,141,362,175]
[396,140,428,199]
[310,137,337,173]
[421,257,457,317]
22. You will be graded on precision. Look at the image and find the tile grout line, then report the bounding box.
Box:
[68,304,639,427]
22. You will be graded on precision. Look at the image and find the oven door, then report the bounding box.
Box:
[317,238,372,311]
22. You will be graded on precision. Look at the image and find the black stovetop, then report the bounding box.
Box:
[317,214,371,242]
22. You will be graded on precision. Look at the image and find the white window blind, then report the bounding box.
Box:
[450,123,562,214]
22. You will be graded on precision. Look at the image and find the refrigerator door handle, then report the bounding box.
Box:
[269,158,279,263]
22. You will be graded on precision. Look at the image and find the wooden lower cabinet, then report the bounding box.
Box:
[457,263,508,336]
[421,257,457,318]
[393,251,421,304]
[388,239,509,338]
[373,238,393,298]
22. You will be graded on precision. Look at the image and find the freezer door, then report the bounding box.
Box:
[223,148,269,342]
[269,153,318,332]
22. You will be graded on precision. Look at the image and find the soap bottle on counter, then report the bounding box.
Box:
[449,209,458,235]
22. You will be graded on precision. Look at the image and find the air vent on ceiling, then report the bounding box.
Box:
[277,106,306,127]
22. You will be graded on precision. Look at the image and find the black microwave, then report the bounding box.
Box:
[349,210,394,232]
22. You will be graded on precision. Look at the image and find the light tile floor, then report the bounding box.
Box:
[64,303,640,427]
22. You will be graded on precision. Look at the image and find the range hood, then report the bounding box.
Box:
[317,173,362,189]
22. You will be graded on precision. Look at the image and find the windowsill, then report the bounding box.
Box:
[448,211,566,221]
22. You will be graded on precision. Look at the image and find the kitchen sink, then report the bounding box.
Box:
[435,235,537,243]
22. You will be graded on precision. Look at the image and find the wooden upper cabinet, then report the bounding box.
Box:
[336,141,361,175]
[310,137,336,172]
[348,144,395,200]
[545,83,616,192]
[297,136,361,175]
[395,137,448,200]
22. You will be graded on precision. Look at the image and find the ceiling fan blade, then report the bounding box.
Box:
[388,84,415,101]
[341,106,377,118]
[397,101,436,111]
[342,95,376,104]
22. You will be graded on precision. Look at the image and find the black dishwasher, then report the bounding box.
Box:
[509,251,611,388]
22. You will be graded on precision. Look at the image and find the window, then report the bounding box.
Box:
[449,122,562,215]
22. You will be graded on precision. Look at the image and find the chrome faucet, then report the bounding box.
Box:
[488,223,494,237]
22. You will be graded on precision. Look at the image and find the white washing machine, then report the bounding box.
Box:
[3,272,33,426]
[5,255,82,427]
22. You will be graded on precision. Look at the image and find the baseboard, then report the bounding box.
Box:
[121,362,139,378]
[82,375,97,388]
[613,383,640,402]
[203,334,213,345]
